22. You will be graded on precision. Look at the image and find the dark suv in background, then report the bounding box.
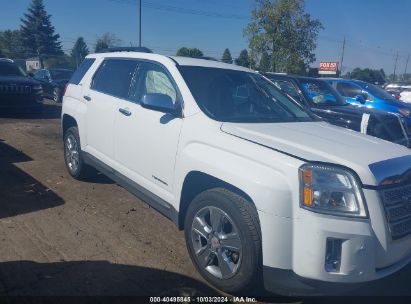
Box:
[264,73,411,147]
[34,68,73,103]
[0,58,43,113]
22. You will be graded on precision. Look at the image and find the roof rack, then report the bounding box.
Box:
[97,47,153,54]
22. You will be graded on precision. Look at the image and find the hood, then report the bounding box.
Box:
[0,76,40,86]
[221,121,411,186]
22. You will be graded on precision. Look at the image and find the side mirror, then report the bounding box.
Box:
[355,94,367,104]
[140,93,178,115]
[44,76,51,82]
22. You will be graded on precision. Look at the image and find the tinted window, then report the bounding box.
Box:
[91,59,138,99]
[362,82,395,100]
[50,69,73,80]
[179,66,312,123]
[130,62,178,104]
[336,82,362,98]
[69,58,95,85]
[299,79,347,107]
[273,80,300,99]
[0,61,27,77]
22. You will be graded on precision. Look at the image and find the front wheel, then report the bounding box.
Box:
[64,126,90,179]
[184,188,262,294]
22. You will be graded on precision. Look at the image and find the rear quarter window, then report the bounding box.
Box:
[69,58,96,85]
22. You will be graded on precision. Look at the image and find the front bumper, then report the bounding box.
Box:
[260,189,411,295]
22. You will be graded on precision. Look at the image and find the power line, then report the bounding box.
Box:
[108,0,248,20]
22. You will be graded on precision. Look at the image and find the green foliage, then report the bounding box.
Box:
[176,47,204,57]
[345,68,386,84]
[94,33,122,53]
[235,49,250,67]
[244,0,322,74]
[222,48,233,64]
[20,0,63,57]
[258,51,271,72]
[0,30,25,58]
[71,37,89,67]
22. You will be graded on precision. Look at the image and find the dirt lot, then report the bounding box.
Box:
[0,102,410,299]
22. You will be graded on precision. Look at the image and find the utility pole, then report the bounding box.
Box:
[139,0,142,47]
[393,51,399,81]
[339,36,346,77]
[404,53,410,79]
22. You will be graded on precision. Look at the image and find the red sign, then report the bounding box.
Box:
[319,62,338,74]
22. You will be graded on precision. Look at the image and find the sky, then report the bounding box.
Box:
[1,0,410,75]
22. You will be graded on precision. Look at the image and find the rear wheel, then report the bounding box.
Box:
[64,126,91,179]
[184,188,262,294]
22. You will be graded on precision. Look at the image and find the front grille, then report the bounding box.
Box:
[380,184,411,240]
[0,84,32,95]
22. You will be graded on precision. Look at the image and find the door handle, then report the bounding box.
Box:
[119,108,132,116]
[83,95,91,101]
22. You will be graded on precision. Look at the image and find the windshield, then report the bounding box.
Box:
[50,69,73,79]
[0,62,27,77]
[363,82,395,100]
[179,66,313,123]
[299,79,347,107]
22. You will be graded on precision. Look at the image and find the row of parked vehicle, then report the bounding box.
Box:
[0,58,73,111]
[61,47,411,295]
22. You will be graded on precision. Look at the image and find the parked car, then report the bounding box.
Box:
[264,74,410,147]
[386,88,402,100]
[33,68,73,103]
[62,49,411,296]
[0,58,43,112]
[384,82,411,90]
[401,88,411,103]
[325,78,411,132]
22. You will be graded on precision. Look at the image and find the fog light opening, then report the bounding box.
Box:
[325,238,343,273]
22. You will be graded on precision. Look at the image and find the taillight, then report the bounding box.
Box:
[63,84,69,96]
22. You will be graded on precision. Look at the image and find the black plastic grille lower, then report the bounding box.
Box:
[0,84,32,94]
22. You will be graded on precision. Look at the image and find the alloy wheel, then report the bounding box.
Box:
[191,206,242,280]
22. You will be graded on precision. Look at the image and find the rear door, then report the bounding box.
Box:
[113,60,183,201]
[83,58,138,165]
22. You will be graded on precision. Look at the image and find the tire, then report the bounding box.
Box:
[63,126,91,180]
[53,87,62,103]
[184,188,262,294]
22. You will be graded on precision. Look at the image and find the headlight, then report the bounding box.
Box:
[299,163,367,218]
[399,108,410,117]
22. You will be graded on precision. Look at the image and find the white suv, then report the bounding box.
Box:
[62,48,411,295]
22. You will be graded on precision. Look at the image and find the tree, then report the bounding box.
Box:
[71,37,89,66]
[235,49,250,67]
[346,68,386,84]
[0,30,25,58]
[94,33,121,52]
[176,47,204,57]
[258,51,271,72]
[222,48,233,64]
[20,0,63,58]
[244,0,322,74]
